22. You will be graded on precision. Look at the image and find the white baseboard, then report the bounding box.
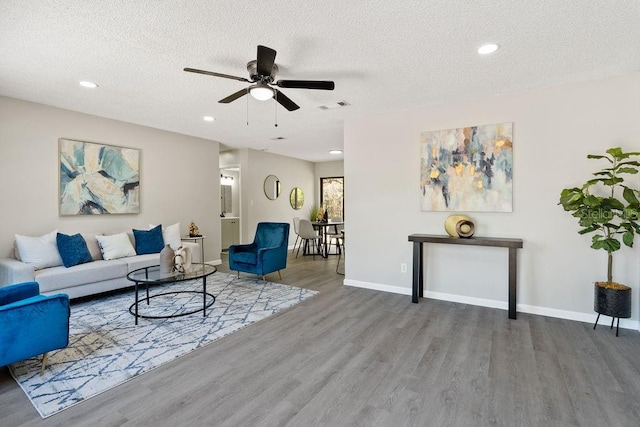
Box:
[517,303,639,330]
[207,259,222,266]
[344,279,412,296]
[343,279,640,331]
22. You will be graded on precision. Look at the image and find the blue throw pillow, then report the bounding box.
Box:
[133,224,164,255]
[56,233,93,268]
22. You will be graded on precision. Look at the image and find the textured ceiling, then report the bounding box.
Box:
[1,1,639,162]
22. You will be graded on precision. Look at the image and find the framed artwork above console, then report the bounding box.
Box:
[419,122,513,212]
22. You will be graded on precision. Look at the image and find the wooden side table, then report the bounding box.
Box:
[181,235,206,265]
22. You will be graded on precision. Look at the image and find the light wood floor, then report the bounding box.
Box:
[2,252,640,426]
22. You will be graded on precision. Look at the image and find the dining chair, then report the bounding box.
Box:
[291,217,302,254]
[296,219,320,260]
[336,229,345,275]
[325,216,344,255]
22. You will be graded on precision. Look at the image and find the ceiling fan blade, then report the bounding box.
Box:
[275,80,335,90]
[184,67,250,83]
[273,89,300,111]
[219,88,249,103]
[256,45,277,77]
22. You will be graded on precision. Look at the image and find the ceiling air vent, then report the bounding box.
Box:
[318,101,350,110]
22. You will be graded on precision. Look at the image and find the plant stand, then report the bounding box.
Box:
[593,282,631,337]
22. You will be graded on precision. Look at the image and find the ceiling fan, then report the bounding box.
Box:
[184,45,335,111]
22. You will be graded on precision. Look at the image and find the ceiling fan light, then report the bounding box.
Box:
[250,83,274,101]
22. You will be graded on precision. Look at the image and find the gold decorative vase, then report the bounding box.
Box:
[444,214,475,238]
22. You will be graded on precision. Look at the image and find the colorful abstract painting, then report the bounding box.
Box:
[420,122,513,212]
[59,139,140,215]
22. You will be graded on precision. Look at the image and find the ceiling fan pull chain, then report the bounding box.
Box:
[274,91,278,127]
[246,90,249,126]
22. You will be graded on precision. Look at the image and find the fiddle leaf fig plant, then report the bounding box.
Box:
[558,147,640,284]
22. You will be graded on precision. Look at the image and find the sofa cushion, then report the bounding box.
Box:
[56,233,93,268]
[96,233,136,260]
[34,260,128,293]
[14,230,63,270]
[119,253,161,272]
[133,225,164,255]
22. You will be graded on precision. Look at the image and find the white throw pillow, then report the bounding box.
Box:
[150,222,181,250]
[164,223,182,249]
[14,230,63,270]
[96,232,137,260]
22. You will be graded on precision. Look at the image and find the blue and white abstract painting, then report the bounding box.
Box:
[59,139,140,215]
[420,122,513,212]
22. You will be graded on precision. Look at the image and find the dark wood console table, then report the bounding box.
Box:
[408,234,523,319]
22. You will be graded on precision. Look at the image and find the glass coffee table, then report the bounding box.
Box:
[126,263,217,325]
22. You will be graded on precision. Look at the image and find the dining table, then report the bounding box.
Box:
[311,221,344,258]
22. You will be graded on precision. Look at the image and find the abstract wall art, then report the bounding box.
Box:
[420,122,513,212]
[59,139,140,215]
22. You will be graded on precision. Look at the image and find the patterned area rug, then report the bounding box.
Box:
[9,272,318,418]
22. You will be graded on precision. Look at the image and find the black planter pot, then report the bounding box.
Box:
[593,282,631,336]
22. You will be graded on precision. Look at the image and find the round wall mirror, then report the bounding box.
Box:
[290,187,304,210]
[263,175,281,200]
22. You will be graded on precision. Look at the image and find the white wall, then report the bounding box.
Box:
[221,148,315,247]
[0,96,221,263]
[344,72,640,327]
[315,161,344,178]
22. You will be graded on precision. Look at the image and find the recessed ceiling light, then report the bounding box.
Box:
[78,80,98,88]
[203,116,215,122]
[477,43,499,55]
[329,149,343,155]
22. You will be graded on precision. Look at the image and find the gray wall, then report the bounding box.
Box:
[344,72,640,328]
[0,96,221,263]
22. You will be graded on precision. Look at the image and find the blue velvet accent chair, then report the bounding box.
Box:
[228,222,290,280]
[0,282,70,375]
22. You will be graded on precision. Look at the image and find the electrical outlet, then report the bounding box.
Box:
[400,263,407,273]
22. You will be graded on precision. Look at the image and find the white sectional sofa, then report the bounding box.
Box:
[0,227,200,300]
